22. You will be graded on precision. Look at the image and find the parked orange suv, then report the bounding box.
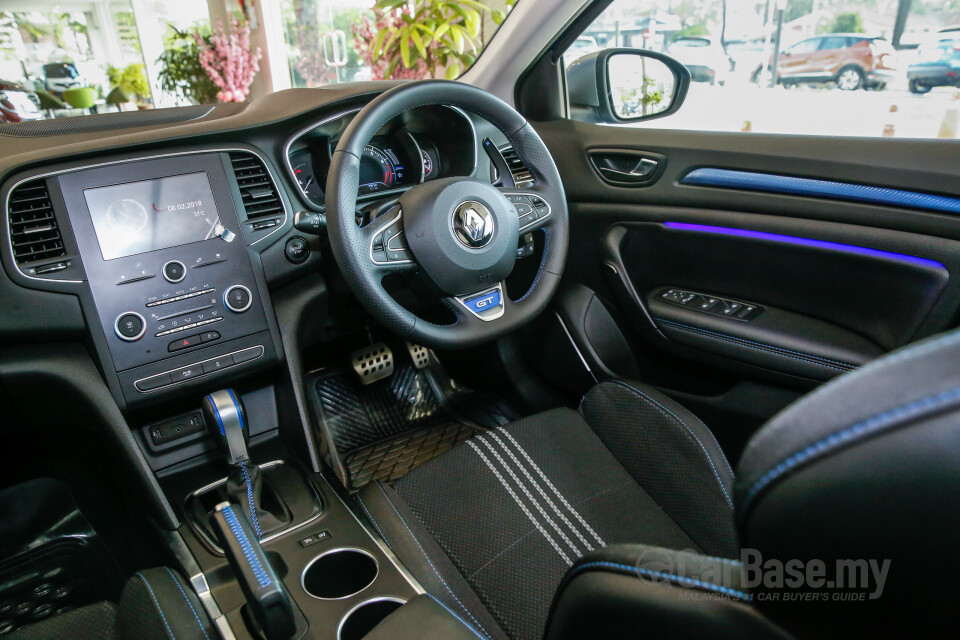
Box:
[751,34,897,90]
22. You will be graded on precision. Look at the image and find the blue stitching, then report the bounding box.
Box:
[164,568,210,640]
[356,493,394,551]
[440,298,461,326]
[744,384,960,512]
[746,328,960,456]
[572,561,751,600]
[516,228,549,302]
[655,318,855,370]
[136,573,176,640]
[240,464,263,539]
[222,505,272,588]
[609,380,734,508]
[374,482,492,640]
[426,594,487,640]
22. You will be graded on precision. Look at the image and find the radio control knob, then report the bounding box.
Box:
[162,260,186,283]
[224,285,252,313]
[115,312,146,342]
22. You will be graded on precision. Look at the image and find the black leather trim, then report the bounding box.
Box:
[543,545,790,640]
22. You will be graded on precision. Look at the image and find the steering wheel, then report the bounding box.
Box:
[325,81,568,349]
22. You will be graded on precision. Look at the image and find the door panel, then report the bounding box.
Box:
[530,119,960,437]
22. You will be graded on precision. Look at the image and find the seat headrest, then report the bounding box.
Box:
[734,329,960,637]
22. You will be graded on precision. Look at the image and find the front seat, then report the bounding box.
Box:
[8,567,215,640]
[358,328,960,639]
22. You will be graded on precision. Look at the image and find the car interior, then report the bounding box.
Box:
[1,1,959,639]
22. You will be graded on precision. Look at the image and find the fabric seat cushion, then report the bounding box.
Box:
[357,381,738,640]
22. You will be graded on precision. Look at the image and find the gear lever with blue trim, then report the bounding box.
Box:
[202,389,266,538]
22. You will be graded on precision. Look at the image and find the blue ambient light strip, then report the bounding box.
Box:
[681,168,960,216]
[662,222,947,271]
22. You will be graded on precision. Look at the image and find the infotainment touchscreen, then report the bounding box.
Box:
[84,171,222,260]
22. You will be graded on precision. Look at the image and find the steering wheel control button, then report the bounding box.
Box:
[284,236,310,264]
[162,260,186,283]
[294,210,326,234]
[456,284,505,321]
[115,312,146,342]
[370,209,414,264]
[224,285,252,313]
[453,201,495,248]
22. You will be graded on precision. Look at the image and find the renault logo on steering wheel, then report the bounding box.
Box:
[453,201,495,248]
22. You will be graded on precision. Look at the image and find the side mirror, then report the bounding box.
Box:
[567,48,690,124]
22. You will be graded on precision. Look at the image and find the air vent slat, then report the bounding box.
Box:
[228,152,284,223]
[7,179,67,265]
[498,144,534,187]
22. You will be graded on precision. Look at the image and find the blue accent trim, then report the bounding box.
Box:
[744,385,960,512]
[681,167,960,216]
[426,594,487,640]
[663,221,946,271]
[572,561,751,600]
[462,289,502,315]
[221,504,272,589]
[226,389,245,434]
[164,568,211,640]
[240,464,263,539]
[135,572,176,640]
[205,394,225,436]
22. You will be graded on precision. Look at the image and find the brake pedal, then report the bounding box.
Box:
[351,343,394,385]
[406,342,432,369]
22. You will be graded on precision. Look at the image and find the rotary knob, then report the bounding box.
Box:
[224,285,252,313]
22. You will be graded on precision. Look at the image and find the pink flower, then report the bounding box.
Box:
[196,18,263,103]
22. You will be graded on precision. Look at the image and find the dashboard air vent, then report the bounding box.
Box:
[498,143,534,187]
[7,179,66,265]
[228,152,284,221]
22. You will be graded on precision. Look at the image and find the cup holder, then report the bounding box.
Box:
[338,598,406,640]
[301,548,379,600]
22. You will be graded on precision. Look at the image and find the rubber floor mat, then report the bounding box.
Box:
[310,361,516,489]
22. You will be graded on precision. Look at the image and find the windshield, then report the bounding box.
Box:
[0,0,516,122]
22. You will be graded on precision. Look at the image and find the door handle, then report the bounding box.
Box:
[588,150,665,186]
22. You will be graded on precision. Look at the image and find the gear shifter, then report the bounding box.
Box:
[202,389,266,538]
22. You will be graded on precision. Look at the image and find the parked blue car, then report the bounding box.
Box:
[908,34,960,93]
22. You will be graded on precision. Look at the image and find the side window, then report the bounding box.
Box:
[818,37,849,50]
[788,39,820,54]
[562,0,960,139]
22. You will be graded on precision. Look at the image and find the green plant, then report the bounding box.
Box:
[157,25,218,105]
[106,63,151,104]
[825,12,863,34]
[370,0,502,80]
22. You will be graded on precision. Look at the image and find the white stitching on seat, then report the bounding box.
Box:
[475,434,583,557]
[495,428,606,548]
[467,440,573,565]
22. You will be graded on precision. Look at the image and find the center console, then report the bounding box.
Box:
[3,148,286,409]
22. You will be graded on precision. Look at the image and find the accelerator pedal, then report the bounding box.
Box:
[351,343,394,385]
[406,342,433,369]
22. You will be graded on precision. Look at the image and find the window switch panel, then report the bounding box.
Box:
[656,288,762,322]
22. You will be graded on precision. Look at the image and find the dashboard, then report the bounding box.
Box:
[285,105,478,208]
[0,88,507,414]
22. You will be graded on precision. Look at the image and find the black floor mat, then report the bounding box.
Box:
[309,359,516,490]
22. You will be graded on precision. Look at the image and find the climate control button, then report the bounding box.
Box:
[115,312,146,342]
[224,285,252,313]
[162,260,186,283]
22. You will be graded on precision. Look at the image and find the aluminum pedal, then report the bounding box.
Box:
[406,342,432,369]
[351,343,394,385]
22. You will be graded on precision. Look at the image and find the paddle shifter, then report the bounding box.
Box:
[202,389,266,538]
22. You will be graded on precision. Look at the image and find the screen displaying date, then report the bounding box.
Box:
[84,172,222,260]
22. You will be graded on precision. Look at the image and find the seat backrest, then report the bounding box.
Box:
[735,328,960,637]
